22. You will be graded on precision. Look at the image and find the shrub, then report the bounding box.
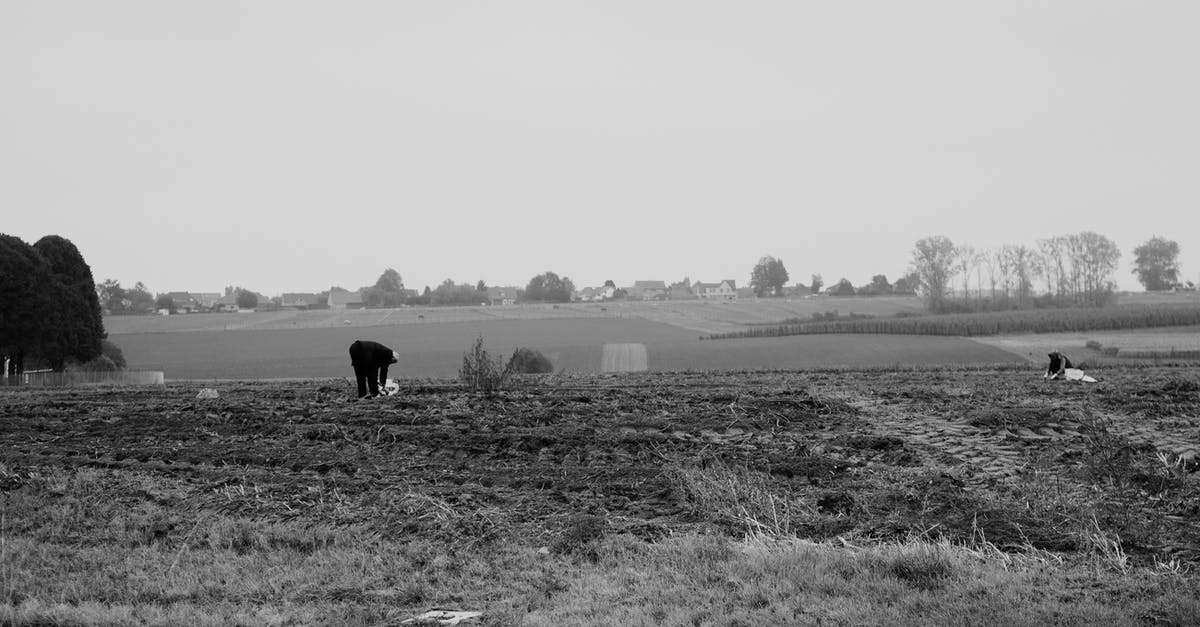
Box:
[458,336,510,394]
[507,347,553,374]
[101,339,126,369]
[1086,340,1103,351]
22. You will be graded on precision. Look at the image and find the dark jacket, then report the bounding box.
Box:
[349,340,397,374]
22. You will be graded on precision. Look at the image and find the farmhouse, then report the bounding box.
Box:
[213,293,239,312]
[163,291,199,312]
[328,288,365,310]
[486,286,520,306]
[577,284,617,302]
[191,293,221,310]
[630,280,669,301]
[694,280,738,300]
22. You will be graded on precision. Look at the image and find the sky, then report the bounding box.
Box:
[3,1,1197,296]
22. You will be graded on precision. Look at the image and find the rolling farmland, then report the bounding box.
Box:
[106,296,1200,380]
[109,310,1026,380]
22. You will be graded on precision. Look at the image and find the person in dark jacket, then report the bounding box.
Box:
[1044,351,1074,380]
[348,340,399,398]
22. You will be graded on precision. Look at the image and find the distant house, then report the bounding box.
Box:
[486,286,520,306]
[281,293,322,309]
[328,288,365,310]
[694,280,738,300]
[630,280,669,301]
[214,293,239,312]
[192,293,221,310]
[578,287,598,301]
[164,291,199,312]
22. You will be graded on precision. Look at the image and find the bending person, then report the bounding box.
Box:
[348,339,399,398]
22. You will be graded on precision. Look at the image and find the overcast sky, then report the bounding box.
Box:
[3,1,1197,295]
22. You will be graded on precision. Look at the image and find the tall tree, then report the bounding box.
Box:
[955,244,976,299]
[750,256,789,297]
[1001,244,1034,307]
[126,282,155,313]
[1072,231,1121,305]
[34,234,105,365]
[910,236,958,311]
[809,274,823,295]
[33,235,106,369]
[235,289,259,310]
[1131,236,1181,291]
[97,279,127,313]
[0,235,53,376]
[374,268,404,293]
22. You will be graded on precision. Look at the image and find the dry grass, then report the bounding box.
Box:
[3,464,1199,625]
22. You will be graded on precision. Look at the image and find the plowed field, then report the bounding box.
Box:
[2,367,1198,563]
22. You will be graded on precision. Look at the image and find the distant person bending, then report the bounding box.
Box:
[1044,351,1074,380]
[349,340,399,398]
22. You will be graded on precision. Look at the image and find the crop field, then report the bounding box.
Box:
[103,297,931,337]
[110,320,1022,379]
[111,317,698,380]
[2,368,1198,624]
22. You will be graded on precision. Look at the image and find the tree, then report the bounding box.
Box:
[476,280,487,292]
[893,272,920,295]
[126,282,154,314]
[431,279,484,306]
[1072,231,1121,306]
[1001,244,1034,306]
[828,278,856,296]
[909,236,958,312]
[750,256,789,297]
[33,235,106,369]
[524,272,575,303]
[374,268,403,293]
[1132,236,1181,291]
[1,234,54,376]
[809,274,824,295]
[236,289,259,310]
[954,244,976,299]
[155,294,176,313]
[1038,237,1069,299]
[97,279,127,313]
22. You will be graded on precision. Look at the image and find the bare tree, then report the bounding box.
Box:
[1074,231,1121,305]
[955,244,976,300]
[1002,245,1034,306]
[979,250,999,300]
[994,247,1013,300]
[910,236,958,312]
[1037,237,1068,298]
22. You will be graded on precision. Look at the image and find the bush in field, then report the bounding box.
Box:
[458,336,510,394]
[507,347,553,374]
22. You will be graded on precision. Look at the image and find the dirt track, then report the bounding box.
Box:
[2,367,1198,561]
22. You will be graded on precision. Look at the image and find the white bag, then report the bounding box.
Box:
[1063,368,1097,383]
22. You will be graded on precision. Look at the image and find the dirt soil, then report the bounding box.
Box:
[2,367,1198,563]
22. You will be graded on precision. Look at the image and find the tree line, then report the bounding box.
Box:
[910,233,1185,313]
